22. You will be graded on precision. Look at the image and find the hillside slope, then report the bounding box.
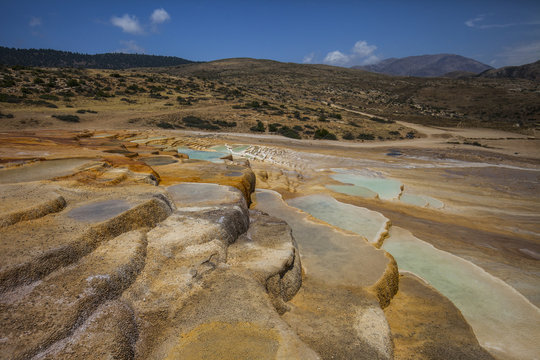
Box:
[155,58,538,131]
[479,60,540,81]
[353,54,492,77]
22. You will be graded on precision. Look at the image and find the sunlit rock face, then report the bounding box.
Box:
[0,131,318,360]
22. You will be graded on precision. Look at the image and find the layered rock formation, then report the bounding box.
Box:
[0,130,503,359]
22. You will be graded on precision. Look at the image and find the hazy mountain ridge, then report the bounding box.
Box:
[353,54,493,77]
[0,46,195,69]
[478,60,540,81]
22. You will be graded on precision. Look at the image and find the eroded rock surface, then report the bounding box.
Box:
[0,137,317,359]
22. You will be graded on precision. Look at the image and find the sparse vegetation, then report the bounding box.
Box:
[39,94,60,101]
[250,120,265,132]
[182,116,219,130]
[278,126,301,139]
[314,128,337,140]
[268,123,281,132]
[1,58,535,137]
[0,111,14,118]
[357,133,375,140]
[213,120,237,127]
[52,114,80,122]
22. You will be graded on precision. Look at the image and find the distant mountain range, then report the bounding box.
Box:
[352,54,493,77]
[478,60,540,81]
[0,47,194,69]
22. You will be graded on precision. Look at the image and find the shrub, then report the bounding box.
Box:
[177,96,192,105]
[25,100,58,108]
[318,115,328,122]
[39,94,60,101]
[314,128,337,140]
[213,120,237,127]
[156,121,174,129]
[293,125,303,131]
[182,116,219,130]
[342,132,355,140]
[278,126,301,139]
[66,79,78,87]
[52,114,80,122]
[120,97,137,104]
[59,90,75,97]
[268,123,281,132]
[357,133,375,140]
[246,101,260,108]
[0,111,14,118]
[33,77,44,85]
[329,113,342,120]
[250,120,265,132]
[1,77,16,87]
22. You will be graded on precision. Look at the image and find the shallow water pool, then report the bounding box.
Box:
[286,194,389,244]
[382,227,540,360]
[330,169,403,200]
[67,199,131,222]
[177,147,228,162]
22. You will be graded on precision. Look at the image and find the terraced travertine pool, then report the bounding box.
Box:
[286,194,389,245]
[177,147,228,162]
[383,227,540,360]
[0,158,95,184]
[279,191,540,360]
[329,169,403,200]
[67,199,132,222]
[253,190,389,288]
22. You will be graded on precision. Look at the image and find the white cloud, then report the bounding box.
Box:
[150,8,170,24]
[111,14,144,34]
[496,41,540,66]
[302,52,315,64]
[465,14,486,28]
[323,40,380,67]
[117,40,145,54]
[466,14,540,29]
[324,51,349,66]
[352,41,376,57]
[29,16,42,27]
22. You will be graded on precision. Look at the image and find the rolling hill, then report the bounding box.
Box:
[479,60,540,81]
[353,54,492,77]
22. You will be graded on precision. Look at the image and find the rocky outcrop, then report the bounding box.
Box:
[0,157,316,359]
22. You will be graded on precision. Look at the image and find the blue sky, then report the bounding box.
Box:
[1,0,539,67]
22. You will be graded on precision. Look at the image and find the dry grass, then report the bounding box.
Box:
[1,60,538,140]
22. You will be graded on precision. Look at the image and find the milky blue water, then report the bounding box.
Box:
[286,194,389,244]
[325,184,378,198]
[177,147,228,162]
[383,227,540,360]
[330,169,403,200]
